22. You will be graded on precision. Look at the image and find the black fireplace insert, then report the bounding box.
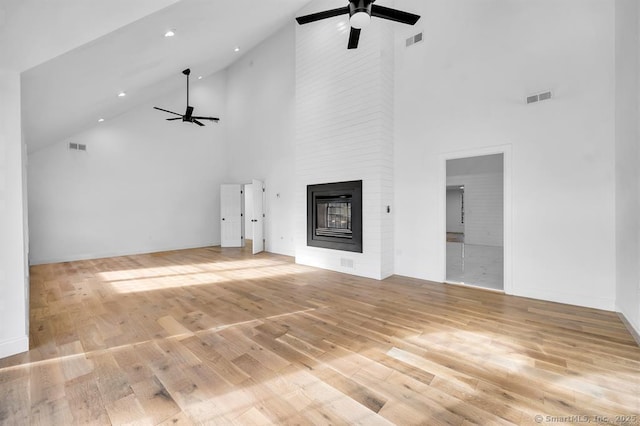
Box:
[307,180,362,253]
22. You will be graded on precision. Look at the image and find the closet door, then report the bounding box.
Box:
[220,184,243,247]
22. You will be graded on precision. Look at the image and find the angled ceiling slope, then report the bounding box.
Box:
[21,0,310,153]
[0,0,180,72]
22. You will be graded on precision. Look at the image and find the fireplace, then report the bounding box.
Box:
[307,180,362,253]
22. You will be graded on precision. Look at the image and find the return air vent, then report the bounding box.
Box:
[68,142,87,151]
[538,91,552,101]
[526,90,552,105]
[406,32,423,47]
[340,258,354,269]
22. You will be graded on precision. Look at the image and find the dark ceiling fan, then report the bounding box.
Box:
[296,0,420,49]
[154,68,219,126]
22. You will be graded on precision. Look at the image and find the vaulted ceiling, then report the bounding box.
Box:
[0,0,310,153]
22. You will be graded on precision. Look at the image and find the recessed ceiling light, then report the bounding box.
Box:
[198,76,203,80]
[234,46,240,52]
[164,29,175,37]
[98,118,104,123]
[118,91,126,97]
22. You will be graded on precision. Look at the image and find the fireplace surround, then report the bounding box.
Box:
[307,180,363,253]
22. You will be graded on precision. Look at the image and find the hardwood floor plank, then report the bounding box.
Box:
[64,374,111,424]
[103,393,148,425]
[129,375,181,424]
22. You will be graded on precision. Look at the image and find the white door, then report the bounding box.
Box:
[220,184,243,247]
[251,179,264,254]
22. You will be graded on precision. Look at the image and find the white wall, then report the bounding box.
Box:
[0,70,29,358]
[394,0,616,310]
[224,23,297,257]
[28,72,228,264]
[295,0,395,280]
[27,18,298,264]
[615,0,640,336]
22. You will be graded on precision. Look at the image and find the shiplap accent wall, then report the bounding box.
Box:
[447,172,503,247]
[295,8,394,279]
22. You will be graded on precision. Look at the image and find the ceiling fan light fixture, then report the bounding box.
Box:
[350,11,370,29]
[295,0,420,50]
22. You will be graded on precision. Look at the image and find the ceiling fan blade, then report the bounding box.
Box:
[348,27,361,49]
[184,106,194,120]
[154,106,182,116]
[192,116,220,122]
[371,4,420,25]
[192,120,205,126]
[166,117,182,121]
[296,6,349,24]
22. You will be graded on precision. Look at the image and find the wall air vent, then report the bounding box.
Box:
[538,91,552,101]
[527,90,552,105]
[340,258,354,268]
[68,142,87,151]
[406,32,423,47]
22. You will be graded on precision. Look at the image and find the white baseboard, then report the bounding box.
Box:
[30,242,219,266]
[511,287,615,312]
[0,335,28,360]
[618,312,640,346]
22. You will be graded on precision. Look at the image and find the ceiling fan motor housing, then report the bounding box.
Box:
[349,0,373,29]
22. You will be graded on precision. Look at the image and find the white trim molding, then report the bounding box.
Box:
[0,335,28,360]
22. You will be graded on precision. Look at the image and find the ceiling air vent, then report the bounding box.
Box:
[527,90,552,105]
[406,32,424,47]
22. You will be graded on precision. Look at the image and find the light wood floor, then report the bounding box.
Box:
[1,247,638,425]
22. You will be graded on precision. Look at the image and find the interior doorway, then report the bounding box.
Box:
[220,179,264,254]
[445,154,504,291]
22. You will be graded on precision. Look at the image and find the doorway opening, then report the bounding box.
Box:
[445,153,504,291]
[220,179,264,254]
